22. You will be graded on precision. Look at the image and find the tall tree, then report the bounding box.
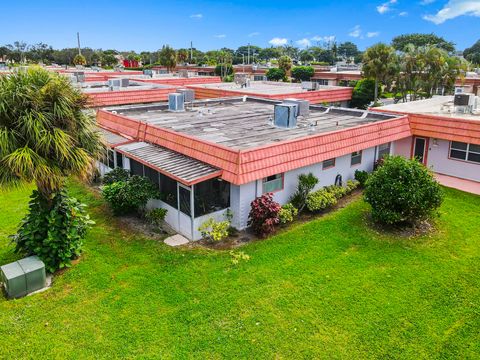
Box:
[278,55,293,75]
[0,67,103,198]
[362,43,396,103]
[158,45,177,72]
[464,39,480,65]
[391,33,455,53]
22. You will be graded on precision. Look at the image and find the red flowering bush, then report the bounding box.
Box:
[247,193,281,237]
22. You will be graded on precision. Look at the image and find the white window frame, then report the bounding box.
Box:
[450,141,480,164]
[351,151,362,166]
[262,173,284,193]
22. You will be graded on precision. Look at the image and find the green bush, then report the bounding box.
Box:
[354,170,369,187]
[145,208,168,227]
[198,218,230,242]
[364,156,444,225]
[11,190,94,273]
[355,170,370,187]
[324,185,347,199]
[350,79,380,109]
[102,175,160,215]
[346,179,360,193]
[306,189,337,212]
[266,68,286,81]
[289,173,319,212]
[291,66,315,82]
[102,168,131,185]
[278,203,298,224]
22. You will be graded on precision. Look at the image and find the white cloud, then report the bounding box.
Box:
[311,35,336,43]
[248,32,260,37]
[423,0,480,24]
[349,25,362,38]
[269,37,288,46]
[296,38,311,48]
[377,0,397,14]
[214,34,226,38]
[367,32,380,38]
[399,11,408,16]
[190,13,203,19]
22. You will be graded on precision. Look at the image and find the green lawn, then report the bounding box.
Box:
[0,181,479,359]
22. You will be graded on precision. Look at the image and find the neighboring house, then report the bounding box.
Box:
[96,95,480,240]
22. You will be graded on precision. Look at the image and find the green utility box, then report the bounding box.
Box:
[1,256,46,299]
[18,256,46,293]
[0,262,27,298]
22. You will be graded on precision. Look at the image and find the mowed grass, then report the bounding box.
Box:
[0,181,479,359]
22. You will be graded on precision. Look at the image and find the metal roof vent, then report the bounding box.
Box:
[283,99,310,116]
[274,103,298,128]
[168,93,185,111]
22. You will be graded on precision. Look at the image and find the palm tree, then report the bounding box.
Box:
[0,67,103,201]
[362,43,396,103]
[158,45,177,72]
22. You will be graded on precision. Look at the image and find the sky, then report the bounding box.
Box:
[1,0,479,51]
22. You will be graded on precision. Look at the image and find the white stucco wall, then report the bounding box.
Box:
[426,138,480,182]
[392,137,412,158]
[232,145,383,230]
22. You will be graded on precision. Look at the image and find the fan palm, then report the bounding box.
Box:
[0,67,103,201]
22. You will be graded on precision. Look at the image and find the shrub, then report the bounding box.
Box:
[266,68,286,81]
[102,168,131,185]
[350,79,380,109]
[346,179,360,193]
[324,185,347,199]
[364,156,444,225]
[11,190,94,273]
[291,66,315,82]
[354,170,369,187]
[145,208,168,227]
[198,218,230,242]
[73,54,86,66]
[306,189,337,212]
[102,175,160,215]
[247,193,281,237]
[278,203,298,224]
[289,173,319,212]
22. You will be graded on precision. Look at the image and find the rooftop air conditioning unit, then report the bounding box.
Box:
[168,93,185,111]
[283,99,310,116]
[274,103,298,128]
[178,69,189,78]
[178,88,195,102]
[301,81,318,91]
[108,79,121,91]
[454,93,470,106]
[455,86,464,94]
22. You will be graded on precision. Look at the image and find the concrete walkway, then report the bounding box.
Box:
[435,174,480,195]
[164,234,189,247]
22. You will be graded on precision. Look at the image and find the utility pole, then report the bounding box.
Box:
[77,32,81,56]
[190,41,193,63]
[247,43,250,65]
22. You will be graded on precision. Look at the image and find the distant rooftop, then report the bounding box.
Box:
[188,81,345,95]
[375,96,480,121]
[79,80,170,93]
[104,97,400,150]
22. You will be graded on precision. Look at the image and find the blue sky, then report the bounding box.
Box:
[1,0,479,51]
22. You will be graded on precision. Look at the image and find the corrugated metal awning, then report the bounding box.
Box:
[97,126,131,146]
[115,142,222,185]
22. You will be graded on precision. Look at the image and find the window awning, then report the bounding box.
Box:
[115,142,223,186]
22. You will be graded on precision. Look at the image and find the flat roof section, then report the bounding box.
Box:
[188,81,345,95]
[375,96,480,121]
[115,142,222,185]
[105,97,399,150]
